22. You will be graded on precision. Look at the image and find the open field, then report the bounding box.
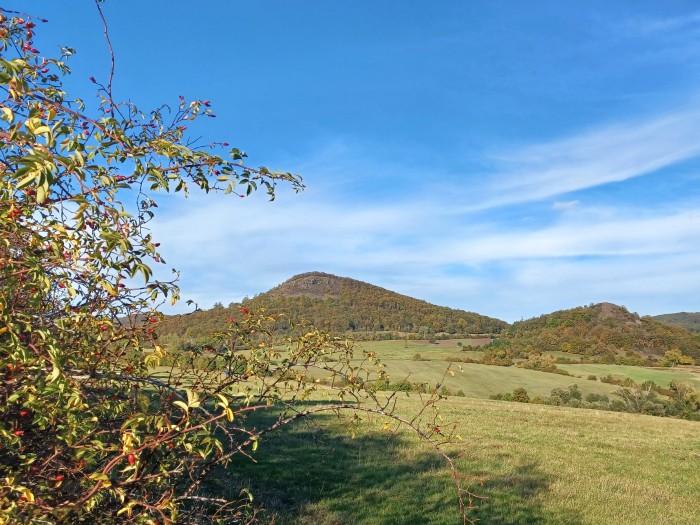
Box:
[348,340,700,399]
[353,340,619,399]
[558,363,700,389]
[358,339,488,360]
[377,360,620,399]
[222,395,700,525]
[149,340,699,524]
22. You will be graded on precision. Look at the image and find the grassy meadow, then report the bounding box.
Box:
[155,337,699,523]
[348,339,700,398]
[353,340,604,399]
[221,395,700,525]
[557,363,700,389]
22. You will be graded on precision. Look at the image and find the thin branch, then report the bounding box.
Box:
[94,0,115,112]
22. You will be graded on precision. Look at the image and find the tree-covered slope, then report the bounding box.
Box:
[652,312,700,333]
[492,302,700,364]
[157,272,508,341]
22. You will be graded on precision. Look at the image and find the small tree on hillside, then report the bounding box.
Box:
[0,7,474,524]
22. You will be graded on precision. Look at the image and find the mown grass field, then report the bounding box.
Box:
[221,395,700,525]
[557,363,700,389]
[353,340,618,399]
[350,340,700,398]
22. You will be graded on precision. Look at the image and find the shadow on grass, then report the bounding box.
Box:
[208,402,582,525]
[467,460,582,525]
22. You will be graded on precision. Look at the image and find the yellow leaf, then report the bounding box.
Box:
[173,400,189,413]
[20,488,34,502]
[215,393,229,408]
[185,388,200,408]
[1,107,14,123]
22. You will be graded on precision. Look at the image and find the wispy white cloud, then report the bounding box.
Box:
[151,170,700,321]
[470,107,700,209]
[552,200,580,211]
[623,11,700,36]
[150,101,700,322]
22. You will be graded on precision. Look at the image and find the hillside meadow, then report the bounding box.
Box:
[346,339,700,397]
[145,337,700,523]
[220,395,700,525]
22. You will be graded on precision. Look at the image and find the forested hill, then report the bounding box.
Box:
[494,302,700,363]
[157,272,508,341]
[247,272,508,334]
[652,312,700,333]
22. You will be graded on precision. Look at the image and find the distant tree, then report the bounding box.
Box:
[512,388,530,403]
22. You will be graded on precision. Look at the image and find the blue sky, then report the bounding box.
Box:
[19,1,700,322]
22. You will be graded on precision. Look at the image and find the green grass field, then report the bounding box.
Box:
[154,339,699,523]
[558,363,700,389]
[349,340,700,399]
[353,340,621,399]
[221,395,700,525]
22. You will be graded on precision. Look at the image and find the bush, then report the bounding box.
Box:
[0,10,468,523]
[512,387,531,403]
[439,386,454,396]
[481,348,514,366]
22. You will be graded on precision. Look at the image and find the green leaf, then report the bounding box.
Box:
[16,172,37,190]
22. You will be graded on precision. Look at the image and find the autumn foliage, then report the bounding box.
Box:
[0,8,469,524]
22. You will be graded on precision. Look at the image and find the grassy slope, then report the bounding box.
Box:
[558,363,700,389]
[381,360,620,398]
[352,340,700,397]
[225,396,700,525]
[356,340,621,398]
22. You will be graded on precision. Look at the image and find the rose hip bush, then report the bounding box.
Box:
[0,6,470,524]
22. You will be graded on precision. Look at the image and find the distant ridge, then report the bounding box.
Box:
[652,312,700,333]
